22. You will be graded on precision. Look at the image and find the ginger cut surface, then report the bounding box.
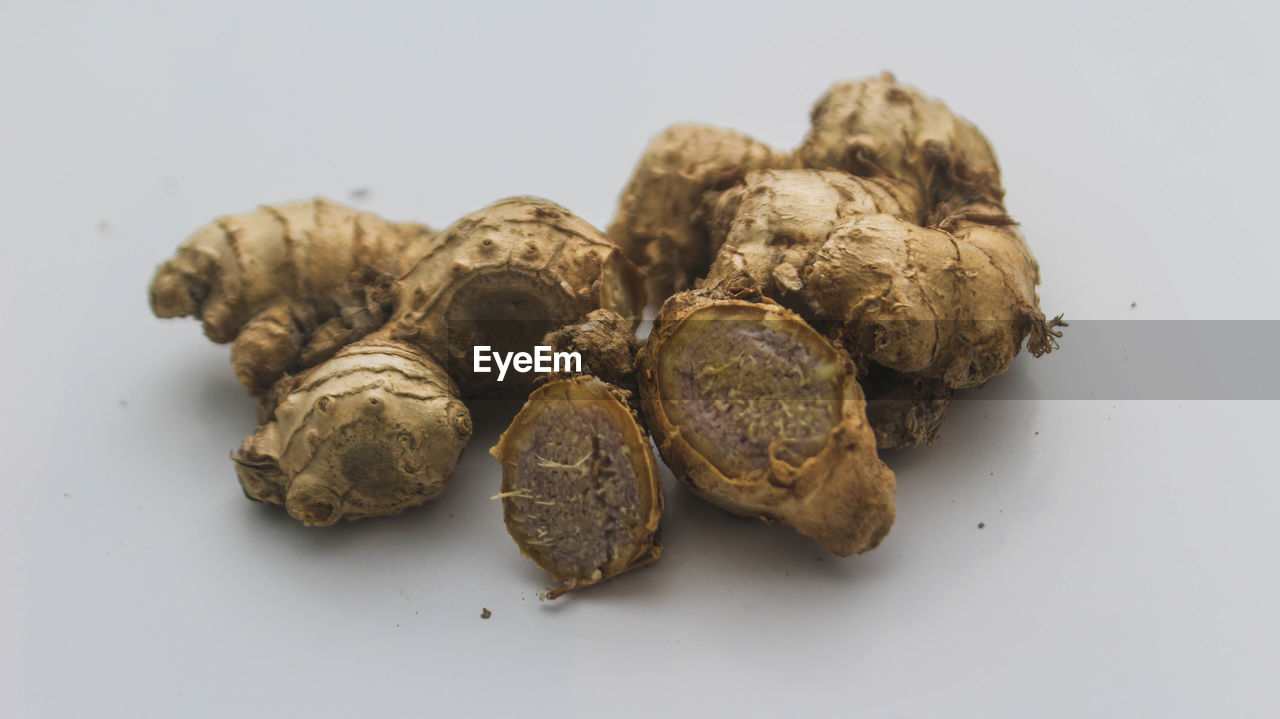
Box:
[491,376,662,598]
[637,291,895,556]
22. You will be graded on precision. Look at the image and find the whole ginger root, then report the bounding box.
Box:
[151,197,644,525]
[611,72,1062,451]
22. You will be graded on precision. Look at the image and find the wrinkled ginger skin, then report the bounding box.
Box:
[234,334,470,526]
[796,72,1004,210]
[701,169,922,317]
[608,125,791,297]
[392,198,646,398]
[706,174,1050,388]
[804,209,1049,388]
[636,289,895,555]
[153,197,644,526]
[612,73,1062,447]
[149,198,428,393]
[540,308,641,396]
[491,375,663,598]
[860,367,953,451]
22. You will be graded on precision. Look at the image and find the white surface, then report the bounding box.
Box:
[3,2,1278,717]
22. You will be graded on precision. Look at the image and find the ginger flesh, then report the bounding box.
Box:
[151,197,644,525]
[655,306,841,477]
[491,375,662,598]
[637,290,894,556]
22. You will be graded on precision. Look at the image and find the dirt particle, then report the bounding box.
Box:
[1130,301,1137,309]
[978,522,985,529]
[480,608,491,619]
[349,187,371,201]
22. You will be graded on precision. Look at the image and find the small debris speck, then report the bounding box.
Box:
[480,608,491,619]
[349,187,371,201]
[97,221,111,233]
[1034,431,1039,435]
[63,493,70,499]
[119,400,129,408]
[978,522,985,529]
[1130,301,1137,309]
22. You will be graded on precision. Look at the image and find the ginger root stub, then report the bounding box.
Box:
[492,376,663,598]
[637,289,895,556]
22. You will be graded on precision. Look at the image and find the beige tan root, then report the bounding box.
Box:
[636,288,894,555]
[392,198,646,398]
[152,197,645,525]
[491,375,662,598]
[608,125,791,298]
[149,198,427,393]
[234,334,470,525]
[610,73,1063,448]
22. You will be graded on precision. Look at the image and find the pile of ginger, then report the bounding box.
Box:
[150,73,1060,598]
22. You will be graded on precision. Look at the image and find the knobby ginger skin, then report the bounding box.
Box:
[608,125,791,299]
[610,72,1062,450]
[391,199,645,398]
[151,197,644,525]
[234,336,470,526]
[150,199,425,393]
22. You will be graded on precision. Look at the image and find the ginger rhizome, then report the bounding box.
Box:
[636,288,894,555]
[491,310,661,597]
[150,199,424,393]
[151,197,644,525]
[611,72,1062,452]
[491,376,662,598]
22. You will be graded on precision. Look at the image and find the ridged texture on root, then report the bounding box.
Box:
[859,365,952,450]
[392,197,646,398]
[608,125,791,298]
[540,309,640,396]
[701,169,922,315]
[636,289,894,556]
[153,197,648,526]
[610,73,1063,448]
[233,333,471,526]
[491,376,662,598]
[797,72,1004,210]
[149,198,428,393]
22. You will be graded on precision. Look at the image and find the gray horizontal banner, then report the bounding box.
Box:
[955,320,1280,401]
[450,319,1280,400]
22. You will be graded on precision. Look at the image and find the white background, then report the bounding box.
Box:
[3,1,1278,717]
